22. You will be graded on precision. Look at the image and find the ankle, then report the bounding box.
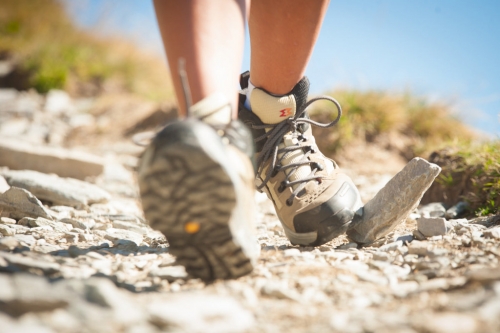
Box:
[246,77,310,124]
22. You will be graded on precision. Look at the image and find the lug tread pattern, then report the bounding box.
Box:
[139,145,253,281]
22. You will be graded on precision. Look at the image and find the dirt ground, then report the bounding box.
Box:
[1,89,499,333]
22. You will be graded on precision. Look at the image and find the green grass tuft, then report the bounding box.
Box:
[0,0,173,100]
[310,89,474,158]
[425,141,500,216]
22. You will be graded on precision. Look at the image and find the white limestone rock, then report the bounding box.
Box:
[483,227,500,239]
[2,170,110,207]
[0,237,20,251]
[44,89,76,115]
[105,228,143,246]
[0,90,41,117]
[407,240,430,256]
[417,217,448,237]
[347,158,441,244]
[0,175,9,194]
[0,217,16,224]
[148,266,187,281]
[60,217,95,230]
[112,220,148,235]
[0,187,53,220]
[0,274,69,317]
[0,252,60,274]
[445,201,469,219]
[418,202,447,218]
[84,277,144,325]
[148,293,255,333]
[0,138,104,180]
[14,234,37,247]
[20,217,70,233]
[0,224,14,236]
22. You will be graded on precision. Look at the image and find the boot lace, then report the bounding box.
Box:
[252,96,342,206]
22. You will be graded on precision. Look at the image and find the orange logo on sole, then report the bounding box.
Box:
[279,108,293,117]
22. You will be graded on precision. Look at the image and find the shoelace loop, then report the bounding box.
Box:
[252,96,342,205]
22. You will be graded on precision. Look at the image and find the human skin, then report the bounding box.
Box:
[154,0,329,116]
[154,0,246,117]
[249,0,330,95]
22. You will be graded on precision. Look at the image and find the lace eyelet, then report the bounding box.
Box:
[271,165,281,178]
[278,181,287,193]
[304,145,316,154]
[312,162,324,171]
[286,198,293,206]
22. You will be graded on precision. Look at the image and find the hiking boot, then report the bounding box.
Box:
[238,72,362,246]
[138,93,259,281]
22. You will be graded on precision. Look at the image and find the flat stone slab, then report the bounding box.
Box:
[60,217,95,230]
[483,227,500,239]
[0,224,14,236]
[148,293,255,333]
[149,266,187,282]
[408,240,430,256]
[445,201,469,219]
[0,138,104,180]
[418,202,447,218]
[347,157,441,244]
[84,277,144,325]
[105,228,143,246]
[418,217,447,237]
[112,220,148,235]
[2,170,110,207]
[0,273,68,317]
[467,267,500,284]
[0,175,9,193]
[0,252,60,274]
[0,217,16,224]
[19,217,70,233]
[14,234,37,247]
[0,237,20,251]
[0,187,53,220]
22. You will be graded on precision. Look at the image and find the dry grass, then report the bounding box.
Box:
[311,89,499,216]
[310,89,475,159]
[0,0,173,100]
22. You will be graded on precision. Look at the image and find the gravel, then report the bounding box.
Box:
[1,88,499,332]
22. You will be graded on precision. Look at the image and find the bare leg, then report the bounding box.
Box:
[249,0,329,94]
[154,0,246,116]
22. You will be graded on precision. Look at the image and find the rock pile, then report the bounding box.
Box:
[1,88,499,333]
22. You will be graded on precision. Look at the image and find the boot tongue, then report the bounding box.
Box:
[249,78,313,191]
[248,77,310,125]
[189,93,232,126]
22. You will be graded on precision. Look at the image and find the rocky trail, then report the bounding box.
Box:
[0,89,499,333]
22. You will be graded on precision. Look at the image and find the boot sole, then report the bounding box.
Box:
[282,208,354,246]
[282,181,361,246]
[138,122,254,281]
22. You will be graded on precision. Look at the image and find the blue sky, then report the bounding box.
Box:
[65,0,500,137]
